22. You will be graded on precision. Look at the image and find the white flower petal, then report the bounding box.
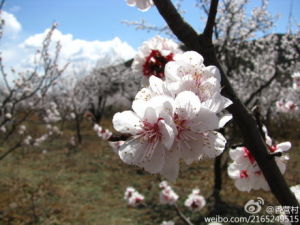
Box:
[205,65,221,81]
[190,107,219,132]
[227,163,241,179]
[290,185,300,203]
[229,147,244,161]
[165,61,181,82]
[140,143,165,173]
[113,111,141,134]
[119,138,148,164]
[202,94,232,113]
[201,132,226,158]
[149,76,169,95]
[148,95,174,117]
[181,51,204,66]
[218,114,233,128]
[143,106,158,124]
[175,91,201,119]
[276,142,291,153]
[159,119,175,150]
[181,137,205,164]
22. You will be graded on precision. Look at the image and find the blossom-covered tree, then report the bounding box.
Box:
[0,23,67,160]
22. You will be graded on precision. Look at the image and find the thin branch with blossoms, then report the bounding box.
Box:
[151,0,299,219]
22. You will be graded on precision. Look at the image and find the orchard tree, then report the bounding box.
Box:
[0,23,67,160]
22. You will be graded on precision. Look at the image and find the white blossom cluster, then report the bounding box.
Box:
[113,38,232,180]
[228,126,291,192]
[43,102,62,123]
[159,181,179,205]
[131,36,182,86]
[22,124,62,147]
[275,72,300,114]
[93,124,124,153]
[93,124,112,140]
[124,186,145,207]
[184,188,206,211]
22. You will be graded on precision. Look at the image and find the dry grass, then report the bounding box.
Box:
[0,118,299,225]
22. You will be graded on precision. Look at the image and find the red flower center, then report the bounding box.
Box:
[268,145,277,153]
[240,170,248,178]
[243,147,255,164]
[173,113,186,139]
[143,50,174,79]
[191,201,199,209]
[140,118,163,143]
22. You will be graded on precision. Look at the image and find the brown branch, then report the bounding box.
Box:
[0,141,22,161]
[152,0,200,52]
[153,0,300,221]
[245,72,277,106]
[203,0,219,40]
[107,133,131,142]
[174,204,194,225]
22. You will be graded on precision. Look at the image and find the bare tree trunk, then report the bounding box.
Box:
[75,114,82,144]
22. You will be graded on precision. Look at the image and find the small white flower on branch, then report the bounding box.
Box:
[159,185,179,205]
[124,186,145,207]
[132,36,182,86]
[126,0,153,11]
[228,127,291,192]
[184,188,206,211]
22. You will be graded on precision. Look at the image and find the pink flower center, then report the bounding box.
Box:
[268,145,277,153]
[140,118,163,144]
[243,147,255,164]
[173,113,186,139]
[255,170,262,176]
[240,170,248,178]
[288,103,297,111]
[135,197,143,204]
[143,50,173,79]
[191,201,199,209]
[192,72,203,88]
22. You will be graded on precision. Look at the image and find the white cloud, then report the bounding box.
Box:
[20,28,136,71]
[2,27,136,77]
[1,11,22,39]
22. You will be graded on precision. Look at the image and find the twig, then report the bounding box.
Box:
[108,133,131,142]
[0,141,22,161]
[245,72,277,106]
[173,204,194,225]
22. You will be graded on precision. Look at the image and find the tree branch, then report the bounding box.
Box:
[245,72,277,106]
[108,133,131,142]
[203,0,219,40]
[174,204,194,225]
[0,141,22,161]
[153,0,300,221]
[152,0,200,52]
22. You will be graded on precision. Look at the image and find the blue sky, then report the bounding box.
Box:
[1,0,299,76]
[3,0,300,49]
